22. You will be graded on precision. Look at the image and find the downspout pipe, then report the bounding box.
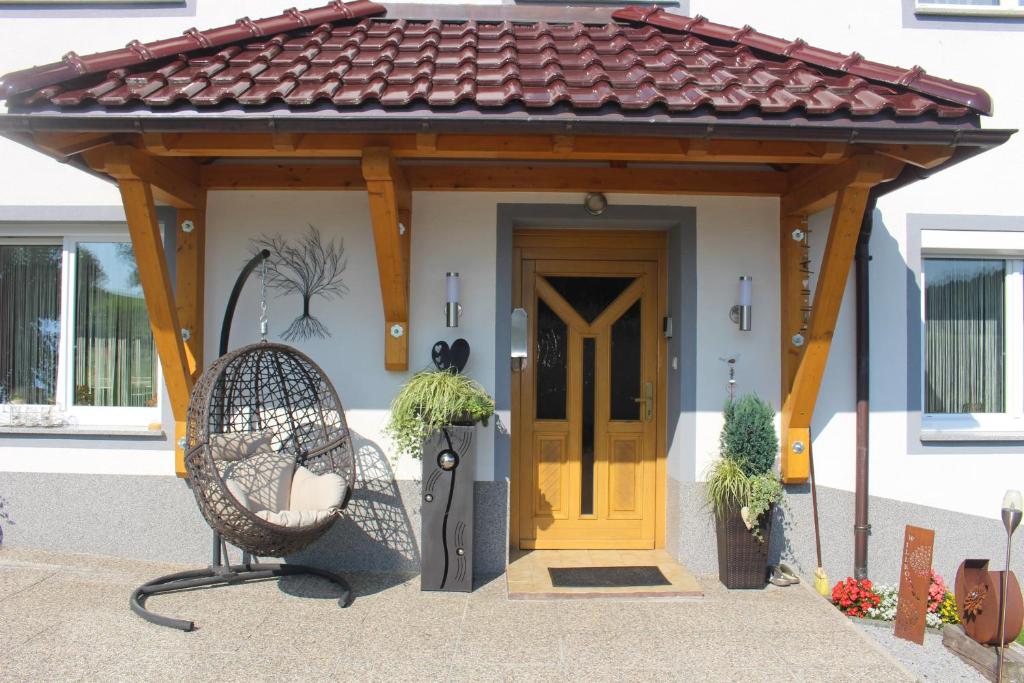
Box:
[853,191,877,581]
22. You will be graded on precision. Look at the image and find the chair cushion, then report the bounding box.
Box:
[209,431,274,462]
[255,508,335,528]
[289,466,348,511]
[221,450,295,514]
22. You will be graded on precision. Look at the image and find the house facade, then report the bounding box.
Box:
[0,0,1021,586]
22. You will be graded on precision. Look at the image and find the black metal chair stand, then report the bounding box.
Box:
[130,533,352,631]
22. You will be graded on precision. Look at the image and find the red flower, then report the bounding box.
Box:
[831,577,881,618]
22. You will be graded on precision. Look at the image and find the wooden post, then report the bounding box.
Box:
[362,147,412,371]
[176,199,206,381]
[780,212,809,400]
[117,178,194,476]
[780,186,870,482]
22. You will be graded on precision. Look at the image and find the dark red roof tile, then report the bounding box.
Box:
[0,1,991,120]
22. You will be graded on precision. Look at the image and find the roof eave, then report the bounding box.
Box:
[0,109,1013,150]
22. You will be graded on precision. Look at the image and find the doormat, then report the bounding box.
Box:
[548,566,671,588]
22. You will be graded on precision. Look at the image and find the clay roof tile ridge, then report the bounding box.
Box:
[0,0,386,99]
[611,5,992,114]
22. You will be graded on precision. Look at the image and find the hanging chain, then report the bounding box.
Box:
[259,255,269,342]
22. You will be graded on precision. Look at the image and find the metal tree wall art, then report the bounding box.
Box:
[252,225,348,341]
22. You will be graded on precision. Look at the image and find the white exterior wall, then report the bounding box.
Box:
[0,1,1021,522]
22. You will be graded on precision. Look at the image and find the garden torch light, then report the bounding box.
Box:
[999,489,1022,683]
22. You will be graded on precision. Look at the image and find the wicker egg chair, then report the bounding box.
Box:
[185,341,356,557]
[130,250,358,632]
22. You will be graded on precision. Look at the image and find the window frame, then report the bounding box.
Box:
[920,229,1024,435]
[915,0,1024,18]
[0,224,161,428]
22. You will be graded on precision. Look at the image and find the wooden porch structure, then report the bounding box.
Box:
[8,128,971,479]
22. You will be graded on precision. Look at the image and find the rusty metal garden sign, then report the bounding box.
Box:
[895,525,935,644]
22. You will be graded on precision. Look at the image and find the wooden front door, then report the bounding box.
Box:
[513,231,665,550]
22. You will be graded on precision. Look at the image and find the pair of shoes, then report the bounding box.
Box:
[769,564,800,587]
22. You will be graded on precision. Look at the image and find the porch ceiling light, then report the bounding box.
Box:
[446,272,461,328]
[730,276,753,332]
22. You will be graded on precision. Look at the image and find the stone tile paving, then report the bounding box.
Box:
[0,547,915,682]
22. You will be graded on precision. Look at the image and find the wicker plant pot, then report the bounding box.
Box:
[715,503,773,589]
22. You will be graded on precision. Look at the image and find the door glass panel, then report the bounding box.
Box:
[545,276,634,323]
[581,337,595,515]
[611,300,642,420]
[536,298,567,420]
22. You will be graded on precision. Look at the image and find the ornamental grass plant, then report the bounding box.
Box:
[385,369,495,461]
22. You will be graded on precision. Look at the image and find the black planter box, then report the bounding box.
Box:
[420,425,475,592]
[715,503,773,589]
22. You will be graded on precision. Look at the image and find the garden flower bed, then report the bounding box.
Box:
[830,571,960,630]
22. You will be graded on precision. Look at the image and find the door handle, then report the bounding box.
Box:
[632,381,654,422]
[511,307,528,371]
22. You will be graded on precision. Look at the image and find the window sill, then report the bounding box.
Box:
[0,425,166,439]
[920,429,1024,442]
[915,7,1024,18]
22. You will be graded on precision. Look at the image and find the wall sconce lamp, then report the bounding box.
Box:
[445,272,461,327]
[729,276,753,332]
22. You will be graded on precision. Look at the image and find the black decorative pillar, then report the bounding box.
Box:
[421,425,475,592]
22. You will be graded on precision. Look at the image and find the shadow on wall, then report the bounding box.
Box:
[0,495,11,544]
[286,431,420,574]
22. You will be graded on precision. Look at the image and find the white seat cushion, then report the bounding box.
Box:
[289,465,347,512]
[209,431,274,462]
[221,450,295,514]
[222,455,345,529]
[255,508,335,528]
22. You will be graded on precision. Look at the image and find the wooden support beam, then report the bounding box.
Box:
[362,147,411,372]
[201,163,366,190]
[782,155,903,216]
[200,163,788,196]
[872,143,955,169]
[403,165,787,195]
[780,186,871,483]
[85,145,203,209]
[140,132,852,165]
[117,178,194,476]
[176,198,206,382]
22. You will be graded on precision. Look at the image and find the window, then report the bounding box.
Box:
[921,230,1024,435]
[0,229,159,427]
[915,0,1024,17]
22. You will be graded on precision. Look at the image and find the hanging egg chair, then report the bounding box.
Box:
[184,341,356,557]
[131,250,357,631]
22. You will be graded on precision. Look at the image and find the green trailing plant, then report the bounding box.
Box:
[720,394,778,476]
[747,473,783,542]
[385,369,495,460]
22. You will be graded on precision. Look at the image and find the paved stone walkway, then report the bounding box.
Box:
[0,547,913,682]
